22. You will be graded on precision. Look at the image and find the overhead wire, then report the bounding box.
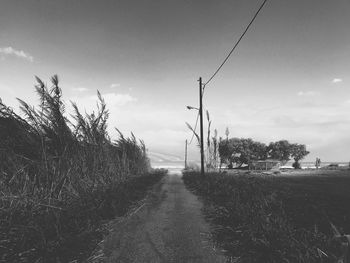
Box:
[203,0,268,88]
[187,0,268,146]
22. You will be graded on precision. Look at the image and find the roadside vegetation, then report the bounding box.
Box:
[183,171,350,262]
[0,76,166,262]
[183,172,350,263]
[184,116,348,262]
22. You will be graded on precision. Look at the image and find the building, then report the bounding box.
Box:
[249,159,281,171]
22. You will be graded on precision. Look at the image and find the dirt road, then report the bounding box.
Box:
[89,173,227,263]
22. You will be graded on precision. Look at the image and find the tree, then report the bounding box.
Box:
[250,140,268,161]
[218,137,234,168]
[218,138,267,168]
[219,136,310,169]
[290,143,309,169]
[234,138,254,166]
[227,137,245,167]
[267,140,292,164]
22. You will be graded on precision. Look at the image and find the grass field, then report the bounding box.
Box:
[271,170,350,235]
[182,170,350,262]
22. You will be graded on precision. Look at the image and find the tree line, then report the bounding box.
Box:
[187,114,310,170]
[218,137,309,169]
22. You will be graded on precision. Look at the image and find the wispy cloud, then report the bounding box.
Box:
[70,92,137,110]
[110,83,121,88]
[73,87,88,92]
[0,46,34,62]
[103,93,137,106]
[297,91,318,96]
[332,78,343,84]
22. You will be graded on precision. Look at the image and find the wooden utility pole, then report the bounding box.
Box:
[199,77,205,176]
[184,139,188,169]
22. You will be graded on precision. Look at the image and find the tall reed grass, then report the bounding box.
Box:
[0,76,162,262]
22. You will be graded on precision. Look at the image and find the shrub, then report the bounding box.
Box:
[292,161,302,169]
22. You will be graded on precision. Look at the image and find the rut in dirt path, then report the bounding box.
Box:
[90,173,227,263]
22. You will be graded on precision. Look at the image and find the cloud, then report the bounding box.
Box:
[73,87,88,92]
[110,83,121,88]
[332,78,343,84]
[66,94,187,155]
[103,93,137,106]
[297,91,318,96]
[0,46,34,62]
[70,92,137,111]
[0,83,19,109]
[208,99,350,161]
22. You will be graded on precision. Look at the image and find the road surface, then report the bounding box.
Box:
[89,173,227,263]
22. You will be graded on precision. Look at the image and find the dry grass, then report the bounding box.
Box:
[182,171,345,262]
[0,76,166,262]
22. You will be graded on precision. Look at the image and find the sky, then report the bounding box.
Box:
[1,0,350,162]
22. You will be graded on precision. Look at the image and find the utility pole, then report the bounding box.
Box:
[184,139,188,170]
[199,77,205,176]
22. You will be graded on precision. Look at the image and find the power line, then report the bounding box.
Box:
[204,0,268,87]
[186,0,268,170]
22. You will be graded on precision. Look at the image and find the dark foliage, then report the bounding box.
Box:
[0,76,165,262]
[182,172,342,262]
[219,138,309,168]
